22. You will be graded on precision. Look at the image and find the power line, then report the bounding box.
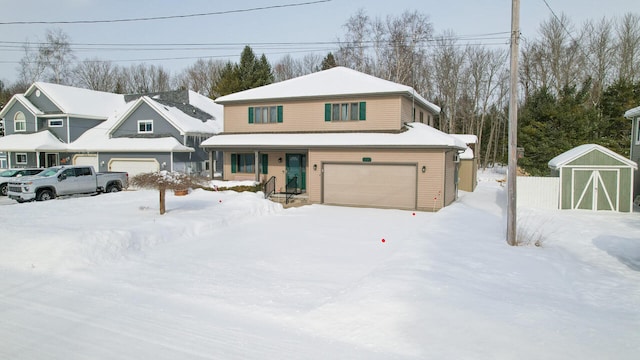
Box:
[0,0,332,25]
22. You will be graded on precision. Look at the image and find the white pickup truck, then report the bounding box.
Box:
[7,165,128,202]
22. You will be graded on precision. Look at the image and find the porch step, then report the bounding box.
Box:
[268,193,309,208]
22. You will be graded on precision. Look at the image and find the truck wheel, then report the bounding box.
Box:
[37,189,55,201]
[0,184,7,196]
[106,184,120,193]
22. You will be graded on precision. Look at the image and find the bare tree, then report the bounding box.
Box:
[615,13,640,82]
[73,59,118,92]
[583,18,615,105]
[18,28,75,85]
[431,31,464,133]
[174,59,225,97]
[336,9,371,73]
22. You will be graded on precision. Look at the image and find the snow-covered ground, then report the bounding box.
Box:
[1,169,639,359]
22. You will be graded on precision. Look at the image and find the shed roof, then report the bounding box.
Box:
[548,144,638,170]
[214,67,441,114]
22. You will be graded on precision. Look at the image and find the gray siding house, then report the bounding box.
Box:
[0,82,222,177]
[624,105,640,201]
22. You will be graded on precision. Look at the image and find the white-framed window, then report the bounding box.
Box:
[48,119,64,127]
[138,120,153,134]
[16,153,27,164]
[14,112,26,132]
[636,118,640,145]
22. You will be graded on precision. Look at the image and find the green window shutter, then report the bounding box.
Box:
[359,102,366,120]
[324,103,332,122]
[261,154,268,174]
[248,107,254,124]
[231,154,237,173]
[277,105,283,123]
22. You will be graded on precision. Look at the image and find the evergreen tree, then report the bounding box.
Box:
[214,46,273,97]
[321,52,337,70]
[598,79,640,156]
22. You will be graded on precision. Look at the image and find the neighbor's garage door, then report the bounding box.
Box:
[109,158,159,178]
[73,154,98,168]
[322,163,417,210]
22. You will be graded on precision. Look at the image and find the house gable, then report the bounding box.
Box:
[25,84,64,114]
[110,100,181,140]
[2,100,38,135]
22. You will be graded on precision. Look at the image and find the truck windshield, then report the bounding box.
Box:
[39,167,63,177]
[0,170,18,177]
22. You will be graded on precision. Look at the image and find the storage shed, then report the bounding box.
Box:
[451,134,478,192]
[548,144,637,212]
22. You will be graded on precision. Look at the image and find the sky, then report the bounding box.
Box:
[1,170,639,359]
[1,0,639,84]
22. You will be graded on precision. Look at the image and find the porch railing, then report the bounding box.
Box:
[263,176,276,199]
[285,176,298,204]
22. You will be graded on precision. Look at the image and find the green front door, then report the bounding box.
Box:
[286,154,306,191]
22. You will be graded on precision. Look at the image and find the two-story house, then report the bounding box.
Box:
[0,82,222,177]
[624,105,640,202]
[201,67,467,211]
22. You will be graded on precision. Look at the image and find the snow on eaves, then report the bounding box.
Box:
[29,82,126,119]
[202,122,467,150]
[624,105,640,118]
[214,67,441,114]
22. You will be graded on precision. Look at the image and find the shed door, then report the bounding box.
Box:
[572,169,618,211]
[322,163,417,210]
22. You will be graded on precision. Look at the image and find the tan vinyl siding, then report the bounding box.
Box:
[458,158,477,192]
[224,96,402,133]
[400,97,435,125]
[308,148,447,211]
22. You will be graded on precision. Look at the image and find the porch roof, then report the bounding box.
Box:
[0,131,67,152]
[201,122,467,150]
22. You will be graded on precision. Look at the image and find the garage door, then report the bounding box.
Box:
[73,154,98,168]
[322,163,417,209]
[109,158,159,178]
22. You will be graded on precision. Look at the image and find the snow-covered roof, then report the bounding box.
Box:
[451,134,478,145]
[145,97,220,135]
[70,100,194,153]
[202,122,466,150]
[548,144,638,170]
[0,94,45,119]
[215,67,441,114]
[26,82,126,119]
[0,131,67,151]
[624,105,640,118]
[189,91,223,120]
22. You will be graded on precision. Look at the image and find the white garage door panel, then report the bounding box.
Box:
[73,155,98,168]
[109,159,159,178]
[323,163,417,209]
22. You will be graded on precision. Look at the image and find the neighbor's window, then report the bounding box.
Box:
[636,119,640,145]
[16,153,27,164]
[231,153,255,173]
[248,106,283,124]
[138,120,153,133]
[14,111,26,132]
[48,119,64,127]
[325,102,366,121]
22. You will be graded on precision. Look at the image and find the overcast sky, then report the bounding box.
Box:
[1,0,638,84]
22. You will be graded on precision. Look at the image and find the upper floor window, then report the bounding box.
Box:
[48,119,64,127]
[138,120,153,134]
[325,102,366,122]
[14,112,26,132]
[248,106,283,124]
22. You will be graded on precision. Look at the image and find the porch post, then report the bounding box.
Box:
[254,150,260,182]
[209,150,215,179]
[36,151,40,167]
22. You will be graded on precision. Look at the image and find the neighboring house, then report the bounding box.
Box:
[201,67,467,211]
[451,134,478,192]
[0,82,223,177]
[624,105,640,200]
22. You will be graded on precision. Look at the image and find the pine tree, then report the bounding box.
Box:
[321,52,337,70]
[213,46,274,97]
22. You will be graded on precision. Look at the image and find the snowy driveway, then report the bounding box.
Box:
[1,182,639,359]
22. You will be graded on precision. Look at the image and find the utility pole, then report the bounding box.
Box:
[507,0,520,246]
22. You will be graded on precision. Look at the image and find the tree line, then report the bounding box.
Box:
[2,10,640,175]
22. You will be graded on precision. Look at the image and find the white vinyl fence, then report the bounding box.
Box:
[517,176,560,209]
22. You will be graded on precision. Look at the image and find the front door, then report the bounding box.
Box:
[46,153,58,167]
[285,154,306,192]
